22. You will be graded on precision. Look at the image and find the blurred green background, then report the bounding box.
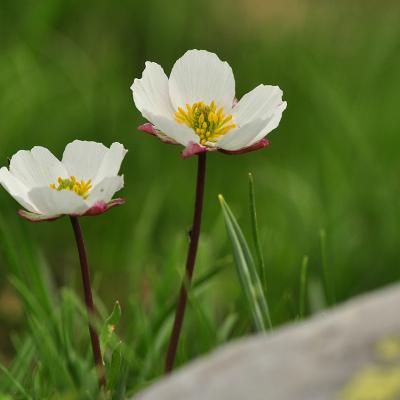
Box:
[1,0,400,387]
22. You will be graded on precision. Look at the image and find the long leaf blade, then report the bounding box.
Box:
[218,194,272,331]
[248,173,267,290]
[299,255,309,319]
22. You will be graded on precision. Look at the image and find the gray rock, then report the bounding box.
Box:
[135,284,400,400]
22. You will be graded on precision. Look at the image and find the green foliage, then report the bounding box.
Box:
[299,256,309,319]
[0,0,399,397]
[0,212,231,397]
[219,194,272,331]
[248,173,267,291]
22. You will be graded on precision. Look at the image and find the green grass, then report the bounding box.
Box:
[219,193,272,331]
[1,0,400,397]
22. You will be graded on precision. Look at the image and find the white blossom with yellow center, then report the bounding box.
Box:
[0,140,127,220]
[131,49,287,156]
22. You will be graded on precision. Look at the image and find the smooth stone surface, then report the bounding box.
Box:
[135,284,400,400]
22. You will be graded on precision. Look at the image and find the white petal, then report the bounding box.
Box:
[87,176,124,206]
[92,143,127,185]
[28,187,88,216]
[0,167,37,212]
[217,119,271,151]
[232,85,286,127]
[248,102,287,145]
[217,86,287,150]
[131,62,175,120]
[146,112,199,146]
[62,140,108,181]
[169,50,235,111]
[9,147,67,189]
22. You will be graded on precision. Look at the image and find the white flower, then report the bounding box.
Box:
[131,49,287,157]
[0,140,127,222]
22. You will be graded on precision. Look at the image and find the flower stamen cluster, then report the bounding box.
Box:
[50,176,92,199]
[175,101,236,145]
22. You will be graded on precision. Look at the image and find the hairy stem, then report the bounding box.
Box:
[165,152,207,373]
[70,216,106,390]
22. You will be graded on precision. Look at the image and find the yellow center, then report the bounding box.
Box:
[175,101,236,145]
[50,176,92,199]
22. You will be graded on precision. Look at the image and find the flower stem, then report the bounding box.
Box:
[165,152,207,373]
[69,216,106,390]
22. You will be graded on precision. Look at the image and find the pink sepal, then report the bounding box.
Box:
[181,142,209,158]
[219,139,270,155]
[83,198,125,216]
[18,209,62,223]
[138,123,178,145]
[18,198,125,223]
[138,122,158,136]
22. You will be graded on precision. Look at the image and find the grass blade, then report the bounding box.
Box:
[218,194,272,331]
[248,173,267,290]
[4,338,34,391]
[299,255,309,319]
[0,363,32,400]
[308,278,327,314]
[320,229,336,306]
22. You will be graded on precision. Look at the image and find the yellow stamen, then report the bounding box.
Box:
[49,176,92,199]
[175,100,236,145]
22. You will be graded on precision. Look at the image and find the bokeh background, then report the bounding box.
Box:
[1,0,400,380]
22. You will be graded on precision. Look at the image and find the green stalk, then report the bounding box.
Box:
[299,255,309,319]
[248,173,267,291]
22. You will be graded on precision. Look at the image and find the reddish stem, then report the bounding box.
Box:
[70,216,106,390]
[165,153,207,373]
